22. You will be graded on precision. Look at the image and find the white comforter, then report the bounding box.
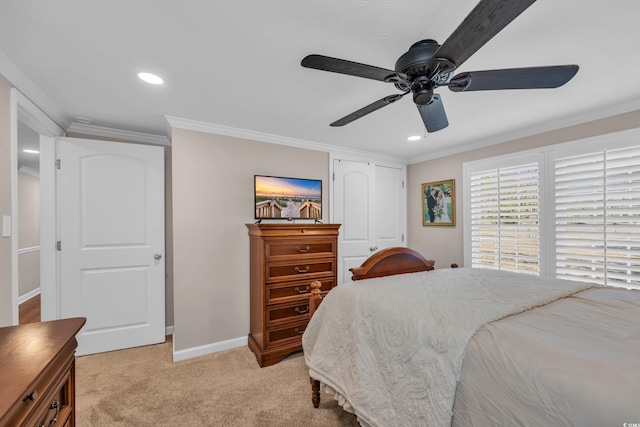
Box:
[302,268,593,427]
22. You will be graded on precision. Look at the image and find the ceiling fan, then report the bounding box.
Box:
[301,0,579,133]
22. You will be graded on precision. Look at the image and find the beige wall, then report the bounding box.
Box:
[0,74,13,326]
[171,128,329,352]
[407,109,640,269]
[18,172,40,296]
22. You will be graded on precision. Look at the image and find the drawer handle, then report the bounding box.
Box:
[294,327,305,334]
[23,390,37,402]
[295,305,310,314]
[36,400,59,427]
[296,245,310,253]
[294,285,310,294]
[295,266,310,273]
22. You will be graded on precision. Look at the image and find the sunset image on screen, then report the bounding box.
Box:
[255,176,322,219]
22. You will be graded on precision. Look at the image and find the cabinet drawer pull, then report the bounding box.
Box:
[294,266,310,273]
[296,245,310,253]
[295,305,310,314]
[294,285,310,294]
[36,400,59,427]
[23,390,37,401]
[294,327,305,334]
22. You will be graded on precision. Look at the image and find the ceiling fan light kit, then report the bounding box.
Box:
[301,0,579,134]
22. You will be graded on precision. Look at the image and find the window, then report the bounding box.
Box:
[469,163,540,275]
[555,145,640,289]
[464,128,640,290]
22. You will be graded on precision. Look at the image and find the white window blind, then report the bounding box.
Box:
[555,145,640,289]
[469,162,540,275]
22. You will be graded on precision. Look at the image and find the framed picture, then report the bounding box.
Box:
[422,179,455,226]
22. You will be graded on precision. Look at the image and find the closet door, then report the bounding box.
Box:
[375,165,405,251]
[333,159,405,284]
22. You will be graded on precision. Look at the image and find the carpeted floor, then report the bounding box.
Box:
[75,337,359,426]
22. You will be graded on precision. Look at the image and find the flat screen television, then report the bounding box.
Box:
[254,175,322,220]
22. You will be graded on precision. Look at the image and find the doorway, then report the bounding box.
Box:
[16,120,42,323]
[10,89,65,325]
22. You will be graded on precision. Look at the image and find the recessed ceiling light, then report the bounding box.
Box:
[23,149,39,154]
[407,135,422,141]
[138,72,164,85]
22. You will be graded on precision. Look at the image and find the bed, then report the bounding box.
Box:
[302,247,640,427]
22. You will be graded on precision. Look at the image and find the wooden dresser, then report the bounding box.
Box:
[0,317,86,427]
[247,223,340,367]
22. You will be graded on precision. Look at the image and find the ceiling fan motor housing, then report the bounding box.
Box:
[395,39,443,105]
[395,39,440,75]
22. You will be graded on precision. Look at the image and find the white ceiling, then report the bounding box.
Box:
[2,0,640,163]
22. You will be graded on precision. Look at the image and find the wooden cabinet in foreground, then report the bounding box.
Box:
[0,317,86,427]
[247,223,340,367]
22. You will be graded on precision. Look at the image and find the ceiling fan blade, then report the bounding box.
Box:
[449,65,579,92]
[330,93,407,127]
[417,94,449,133]
[302,54,407,83]
[432,0,537,72]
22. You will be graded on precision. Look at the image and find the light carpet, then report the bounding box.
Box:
[75,337,359,426]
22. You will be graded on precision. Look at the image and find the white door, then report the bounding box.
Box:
[375,165,405,250]
[333,160,405,284]
[58,137,165,356]
[333,160,375,284]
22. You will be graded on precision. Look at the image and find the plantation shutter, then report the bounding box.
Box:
[469,162,540,275]
[555,145,640,289]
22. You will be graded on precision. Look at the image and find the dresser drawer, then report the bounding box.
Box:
[265,321,307,350]
[266,278,334,304]
[266,300,312,326]
[266,239,336,259]
[266,259,335,282]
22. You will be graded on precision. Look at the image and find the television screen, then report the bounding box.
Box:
[254,175,322,220]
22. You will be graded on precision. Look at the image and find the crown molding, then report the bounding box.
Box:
[164,115,407,164]
[0,49,69,130]
[409,96,640,165]
[66,122,171,146]
[18,165,39,178]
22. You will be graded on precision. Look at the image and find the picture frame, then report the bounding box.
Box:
[422,179,456,226]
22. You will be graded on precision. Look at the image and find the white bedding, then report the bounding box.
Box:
[302,268,592,427]
[452,286,640,427]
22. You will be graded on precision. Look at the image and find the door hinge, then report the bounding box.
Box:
[402,180,405,188]
[332,172,335,181]
[402,234,405,242]
[56,241,61,251]
[55,159,61,169]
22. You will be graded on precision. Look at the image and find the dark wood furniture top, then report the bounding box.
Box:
[246,223,340,367]
[0,317,86,427]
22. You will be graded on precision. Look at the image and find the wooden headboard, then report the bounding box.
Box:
[309,247,435,318]
[348,247,435,281]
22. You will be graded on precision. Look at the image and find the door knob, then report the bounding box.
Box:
[154,253,162,260]
[369,246,378,252]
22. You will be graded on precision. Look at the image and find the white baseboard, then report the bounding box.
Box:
[18,287,40,305]
[172,335,248,362]
[165,325,174,336]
